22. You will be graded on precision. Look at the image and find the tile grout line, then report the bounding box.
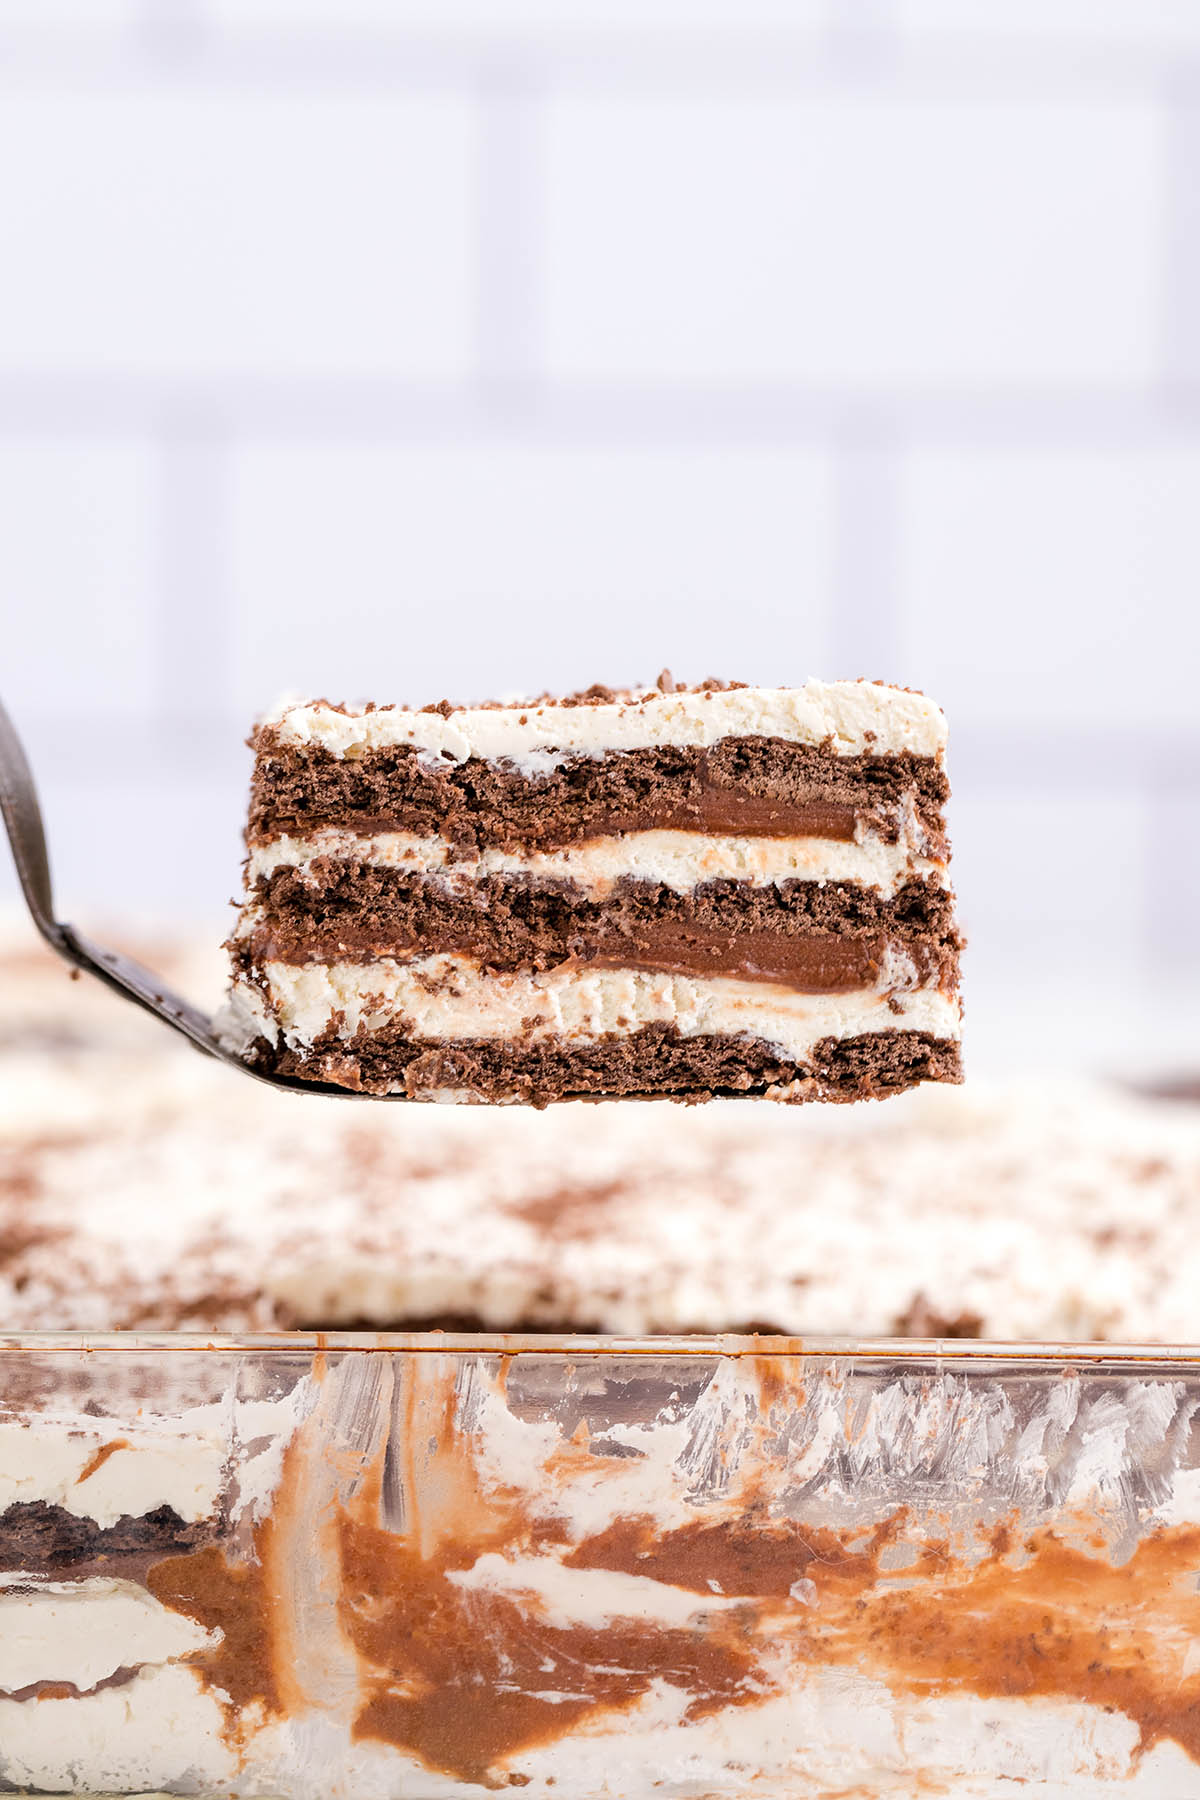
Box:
[135,0,209,61]
[5,381,1200,443]
[151,406,237,750]
[820,0,903,682]
[823,0,900,74]
[474,62,543,422]
[1144,76,1200,975]
[0,23,1191,97]
[140,6,233,760]
[826,412,904,681]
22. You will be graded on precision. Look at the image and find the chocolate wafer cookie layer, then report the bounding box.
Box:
[221,679,963,1103]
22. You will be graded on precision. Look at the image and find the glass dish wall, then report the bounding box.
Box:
[2,1334,1200,1798]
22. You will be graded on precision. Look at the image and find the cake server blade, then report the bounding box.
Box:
[0,696,384,1099]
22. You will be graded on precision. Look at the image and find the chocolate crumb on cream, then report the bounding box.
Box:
[220,678,963,1103]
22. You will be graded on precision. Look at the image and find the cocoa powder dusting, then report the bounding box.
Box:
[892,1292,985,1339]
[510,1179,626,1238]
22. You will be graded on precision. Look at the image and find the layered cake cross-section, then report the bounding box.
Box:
[221,677,963,1103]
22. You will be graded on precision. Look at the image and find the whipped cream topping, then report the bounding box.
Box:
[264,681,947,771]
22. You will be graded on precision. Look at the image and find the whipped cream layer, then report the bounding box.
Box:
[265,680,947,771]
[0,1662,236,1793]
[248,824,945,902]
[0,1417,225,1529]
[0,1578,217,1695]
[228,953,958,1063]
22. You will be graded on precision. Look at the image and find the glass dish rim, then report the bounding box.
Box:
[1,1331,1199,1367]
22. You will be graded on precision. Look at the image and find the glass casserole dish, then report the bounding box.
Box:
[2,1331,1199,1799]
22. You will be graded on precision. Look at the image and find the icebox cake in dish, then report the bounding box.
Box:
[5,1339,1200,1796]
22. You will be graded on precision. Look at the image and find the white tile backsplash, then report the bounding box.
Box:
[0,83,477,379]
[898,448,1200,730]
[1145,791,1200,977]
[952,788,1149,967]
[899,0,1200,45]
[0,1,134,21]
[0,439,158,722]
[25,760,249,926]
[227,441,836,712]
[541,94,1163,385]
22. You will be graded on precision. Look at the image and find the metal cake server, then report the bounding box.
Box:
[0,695,376,1098]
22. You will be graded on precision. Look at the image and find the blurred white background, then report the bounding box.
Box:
[2,0,1199,1073]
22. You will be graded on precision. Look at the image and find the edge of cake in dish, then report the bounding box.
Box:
[0,1405,233,1792]
[220,676,963,1103]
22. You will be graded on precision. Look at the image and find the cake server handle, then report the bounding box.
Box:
[0,695,387,1097]
[0,694,232,1058]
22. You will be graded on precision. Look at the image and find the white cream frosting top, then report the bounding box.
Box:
[263,681,947,770]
